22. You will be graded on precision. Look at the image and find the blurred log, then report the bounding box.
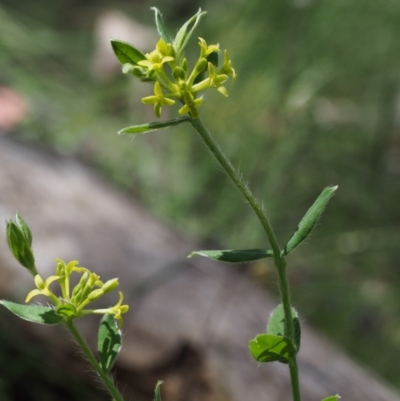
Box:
[0,136,399,401]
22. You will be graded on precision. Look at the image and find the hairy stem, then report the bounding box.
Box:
[64,319,125,401]
[190,116,301,401]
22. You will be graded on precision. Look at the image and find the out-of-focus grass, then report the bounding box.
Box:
[1,0,400,390]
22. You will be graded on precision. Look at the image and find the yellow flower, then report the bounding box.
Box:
[198,37,219,58]
[207,62,229,97]
[142,82,176,118]
[178,91,203,118]
[26,274,60,303]
[93,292,129,329]
[56,258,88,299]
[138,38,175,72]
[219,50,237,81]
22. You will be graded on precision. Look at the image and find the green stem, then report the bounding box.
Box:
[64,319,125,401]
[190,117,301,401]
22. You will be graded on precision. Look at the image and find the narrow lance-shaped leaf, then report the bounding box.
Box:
[321,395,341,401]
[98,314,122,373]
[0,300,63,325]
[249,333,296,364]
[151,7,172,43]
[188,249,274,263]
[110,39,146,65]
[174,9,207,56]
[119,116,191,135]
[284,185,338,255]
[154,381,164,401]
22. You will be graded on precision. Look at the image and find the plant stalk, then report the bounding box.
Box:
[65,319,125,401]
[190,116,301,401]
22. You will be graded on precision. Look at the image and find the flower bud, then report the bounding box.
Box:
[181,58,188,74]
[173,67,185,80]
[87,288,105,302]
[6,216,37,276]
[102,278,119,294]
[71,272,90,305]
[194,58,207,74]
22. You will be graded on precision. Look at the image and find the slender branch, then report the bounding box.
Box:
[190,116,301,401]
[276,263,301,401]
[189,117,281,258]
[64,319,125,401]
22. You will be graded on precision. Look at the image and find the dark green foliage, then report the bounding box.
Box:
[119,116,191,135]
[173,9,206,56]
[97,314,122,374]
[152,7,172,44]
[249,333,296,364]
[321,395,341,401]
[189,248,274,263]
[284,186,338,255]
[0,301,63,325]
[267,304,301,353]
[110,40,146,66]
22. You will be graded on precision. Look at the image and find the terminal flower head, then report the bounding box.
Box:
[111,8,236,120]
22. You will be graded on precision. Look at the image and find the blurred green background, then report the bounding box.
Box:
[1,0,400,392]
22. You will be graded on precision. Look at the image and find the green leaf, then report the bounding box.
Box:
[98,314,122,373]
[188,249,274,263]
[110,39,146,65]
[154,380,164,401]
[0,300,62,325]
[151,7,172,43]
[174,9,207,55]
[267,304,301,352]
[15,213,32,247]
[267,304,296,335]
[249,333,296,364]
[293,316,301,352]
[119,116,191,135]
[6,221,37,275]
[321,395,340,401]
[284,185,338,255]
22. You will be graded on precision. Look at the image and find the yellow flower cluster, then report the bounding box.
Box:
[26,259,129,328]
[139,38,236,119]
